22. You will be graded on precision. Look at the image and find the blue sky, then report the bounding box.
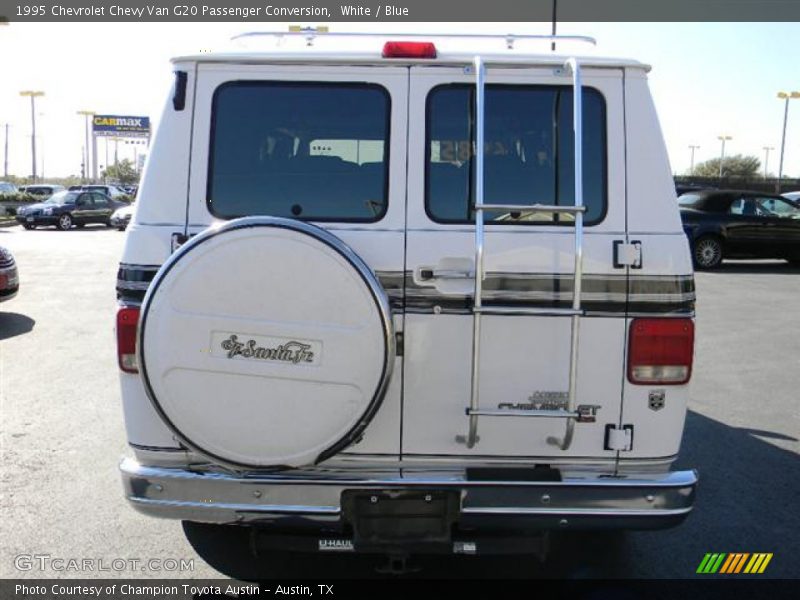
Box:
[0,21,798,180]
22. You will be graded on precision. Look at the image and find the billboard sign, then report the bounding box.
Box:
[92,115,150,138]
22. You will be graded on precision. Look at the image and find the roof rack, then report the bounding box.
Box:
[231,28,596,50]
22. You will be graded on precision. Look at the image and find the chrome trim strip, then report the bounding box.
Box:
[462,507,693,517]
[118,265,695,314]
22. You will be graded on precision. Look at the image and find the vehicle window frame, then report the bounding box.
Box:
[206,80,392,224]
[423,83,609,227]
[754,196,800,218]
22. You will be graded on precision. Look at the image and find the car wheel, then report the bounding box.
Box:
[57,214,73,231]
[693,236,723,269]
[22,223,35,230]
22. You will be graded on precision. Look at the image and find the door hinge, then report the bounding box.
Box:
[604,424,634,451]
[171,232,196,253]
[613,240,642,269]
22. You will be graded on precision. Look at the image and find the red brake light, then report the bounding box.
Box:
[628,318,694,385]
[382,41,437,59]
[117,307,140,373]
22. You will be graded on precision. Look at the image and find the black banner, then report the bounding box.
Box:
[2,0,800,22]
[4,579,800,600]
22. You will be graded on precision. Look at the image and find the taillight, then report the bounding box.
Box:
[382,41,437,59]
[117,307,140,373]
[628,318,694,385]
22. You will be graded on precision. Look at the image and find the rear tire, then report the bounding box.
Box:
[692,236,723,269]
[57,214,73,231]
[22,223,35,230]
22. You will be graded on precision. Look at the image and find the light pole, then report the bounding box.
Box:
[19,90,44,183]
[688,145,700,175]
[717,135,732,179]
[3,123,8,178]
[762,146,774,179]
[76,110,95,183]
[777,91,800,193]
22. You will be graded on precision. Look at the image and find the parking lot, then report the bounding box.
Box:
[0,225,798,579]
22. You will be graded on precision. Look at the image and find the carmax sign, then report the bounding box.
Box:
[92,115,150,137]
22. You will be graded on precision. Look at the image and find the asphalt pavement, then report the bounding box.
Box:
[0,225,797,579]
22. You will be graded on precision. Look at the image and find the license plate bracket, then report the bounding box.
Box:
[341,489,460,548]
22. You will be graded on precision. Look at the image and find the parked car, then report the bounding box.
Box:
[82,184,130,200]
[679,189,800,268]
[18,184,65,197]
[116,30,698,567]
[110,203,134,230]
[0,246,19,302]
[0,181,18,195]
[783,191,800,203]
[15,190,127,230]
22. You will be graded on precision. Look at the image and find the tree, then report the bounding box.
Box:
[692,154,761,178]
[102,159,138,185]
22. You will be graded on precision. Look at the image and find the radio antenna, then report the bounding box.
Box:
[551,0,558,51]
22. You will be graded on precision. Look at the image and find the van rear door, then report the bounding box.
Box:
[402,65,627,460]
[186,64,409,456]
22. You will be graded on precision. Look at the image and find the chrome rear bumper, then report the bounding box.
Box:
[121,458,697,531]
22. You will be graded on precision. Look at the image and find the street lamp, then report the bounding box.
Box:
[762,146,775,179]
[777,91,800,193]
[77,110,95,183]
[688,145,700,174]
[19,90,44,183]
[717,135,732,179]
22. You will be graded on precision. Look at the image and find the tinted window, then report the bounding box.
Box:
[426,85,606,224]
[755,197,800,218]
[208,82,390,222]
[678,194,703,207]
[46,191,78,205]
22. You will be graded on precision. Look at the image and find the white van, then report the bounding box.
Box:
[116,30,697,560]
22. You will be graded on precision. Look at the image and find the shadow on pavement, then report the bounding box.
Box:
[0,312,35,340]
[705,261,800,275]
[183,410,798,579]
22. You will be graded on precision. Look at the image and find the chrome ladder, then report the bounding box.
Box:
[464,56,586,450]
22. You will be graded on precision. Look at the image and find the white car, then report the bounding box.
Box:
[115,30,697,565]
[110,204,134,231]
[782,191,800,203]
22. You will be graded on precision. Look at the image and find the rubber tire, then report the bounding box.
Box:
[22,223,35,230]
[57,213,73,231]
[692,235,723,269]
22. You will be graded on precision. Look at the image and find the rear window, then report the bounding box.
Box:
[207,82,390,222]
[426,85,607,225]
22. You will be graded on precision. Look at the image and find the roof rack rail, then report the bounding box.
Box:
[231,29,596,50]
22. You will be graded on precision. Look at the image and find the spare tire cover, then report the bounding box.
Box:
[139,217,394,468]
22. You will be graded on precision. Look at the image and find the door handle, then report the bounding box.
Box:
[418,268,474,281]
